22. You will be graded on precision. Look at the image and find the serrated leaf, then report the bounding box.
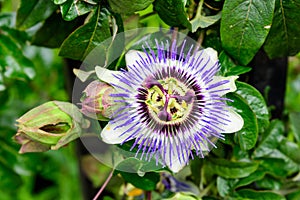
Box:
[153,0,190,28]
[206,158,259,179]
[16,0,57,30]
[235,189,285,200]
[60,0,96,21]
[59,7,112,60]
[32,12,82,48]
[264,0,300,58]
[219,51,252,76]
[236,81,269,133]
[253,120,284,158]
[108,0,153,14]
[227,93,258,150]
[220,0,275,65]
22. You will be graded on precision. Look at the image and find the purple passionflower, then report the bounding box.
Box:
[96,41,244,173]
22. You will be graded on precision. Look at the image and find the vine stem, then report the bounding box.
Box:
[146,191,152,200]
[93,170,114,200]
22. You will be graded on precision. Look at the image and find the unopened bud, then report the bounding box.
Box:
[80,80,123,120]
[14,101,90,153]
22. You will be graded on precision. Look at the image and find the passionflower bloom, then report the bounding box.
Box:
[96,41,244,172]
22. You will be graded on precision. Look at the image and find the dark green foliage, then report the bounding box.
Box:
[264,0,300,59]
[221,0,275,65]
[1,0,300,199]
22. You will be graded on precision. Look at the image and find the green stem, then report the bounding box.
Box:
[199,179,216,198]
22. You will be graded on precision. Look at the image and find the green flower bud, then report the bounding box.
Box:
[14,101,90,153]
[80,80,123,120]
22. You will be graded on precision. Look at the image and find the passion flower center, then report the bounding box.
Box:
[144,77,195,123]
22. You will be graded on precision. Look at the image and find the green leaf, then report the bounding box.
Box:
[216,171,266,197]
[259,156,299,177]
[219,51,252,76]
[264,0,300,58]
[227,93,258,150]
[108,0,153,14]
[289,112,300,142]
[153,0,190,28]
[32,12,82,48]
[206,158,259,179]
[189,0,221,32]
[16,0,57,30]
[217,176,236,197]
[59,7,112,60]
[52,0,67,4]
[60,0,97,21]
[190,12,221,32]
[236,81,269,133]
[253,120,284,158]
[235,189,285,200]
[0,27,35,81]
[220,0,275,65]
[190,0,221,33]
[234,170,265,189]
[232,145,249,160]
[255,175,282,190]
[278,139,300,165]
[120,171,160,190]
[116,158,160,190]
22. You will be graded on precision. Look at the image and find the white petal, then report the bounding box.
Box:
[203,47,218,63]
[125,50,148,68]
[162,140,189,173]
[219,108,244,133]
[95,66,122,84]
[100,120,134,144]
[190,48,218,75]
[209,75,238,96]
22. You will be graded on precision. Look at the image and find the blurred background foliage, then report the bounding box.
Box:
[0,1,81,199]
[0,0,300,199]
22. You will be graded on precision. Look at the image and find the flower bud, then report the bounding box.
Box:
[14,101,90,153]
[80,80,122,120]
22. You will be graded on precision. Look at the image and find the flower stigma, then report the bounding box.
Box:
[143,76,195,124]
